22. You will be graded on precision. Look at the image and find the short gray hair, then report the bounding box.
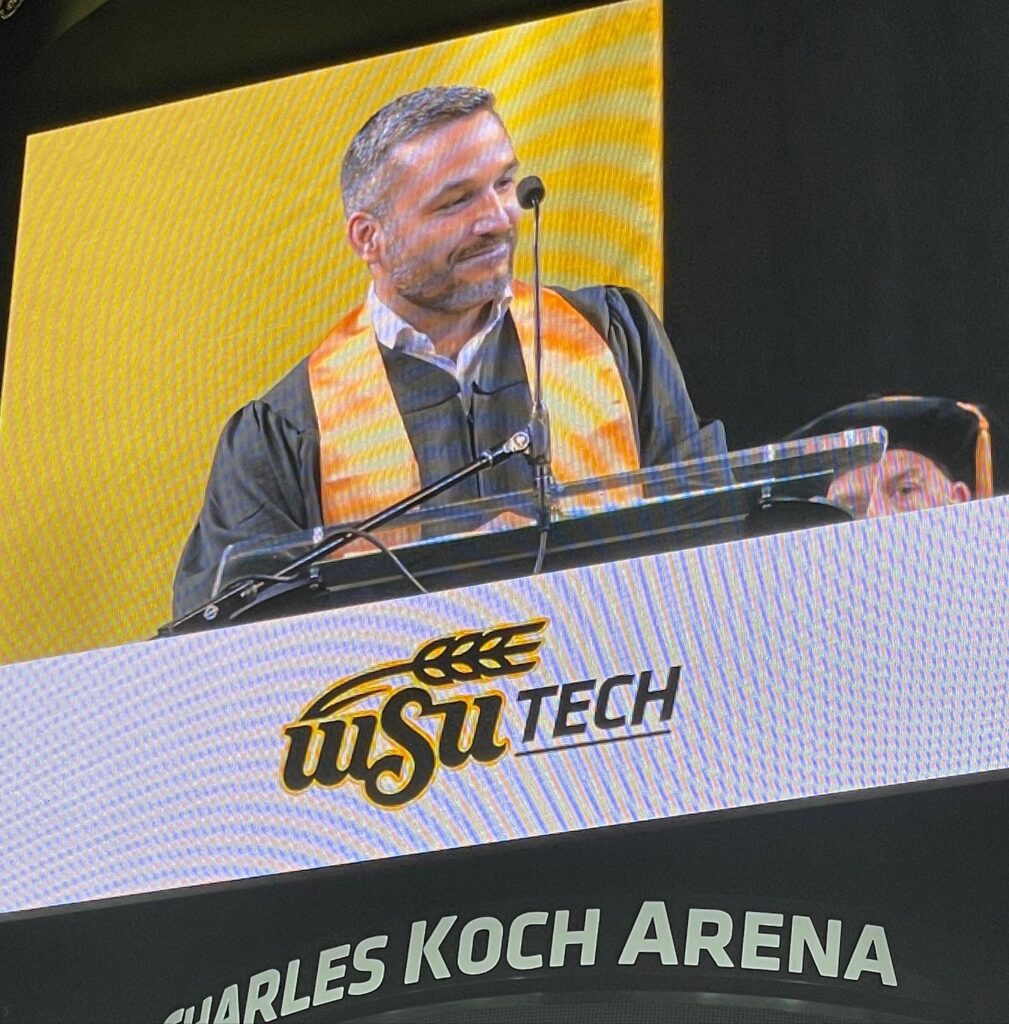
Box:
[340,85,497,217]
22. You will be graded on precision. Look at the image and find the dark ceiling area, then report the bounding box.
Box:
[3,0,1008,452]
[2,0,601,129]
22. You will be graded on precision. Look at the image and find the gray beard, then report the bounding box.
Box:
[392,266,512,313]
[384,226,516,313]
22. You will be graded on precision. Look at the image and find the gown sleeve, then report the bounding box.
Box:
[171,360,322,619]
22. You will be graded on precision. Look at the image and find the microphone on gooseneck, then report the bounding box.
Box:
[516,175,551,571]
[516,174,546,209]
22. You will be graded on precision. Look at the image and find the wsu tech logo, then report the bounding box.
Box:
[280,619,681,809]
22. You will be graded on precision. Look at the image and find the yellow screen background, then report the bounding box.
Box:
[0,0,662,664]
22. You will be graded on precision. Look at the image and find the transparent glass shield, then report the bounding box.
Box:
[213,427,885,602]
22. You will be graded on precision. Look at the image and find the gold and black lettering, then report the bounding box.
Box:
[280,620,544,808]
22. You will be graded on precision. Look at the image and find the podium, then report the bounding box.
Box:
[200,428,885,628]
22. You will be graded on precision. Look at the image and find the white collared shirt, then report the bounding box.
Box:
[367,286,512,409]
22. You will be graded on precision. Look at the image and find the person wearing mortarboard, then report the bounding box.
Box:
[786,396,1004,519]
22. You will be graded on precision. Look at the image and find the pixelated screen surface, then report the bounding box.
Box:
[0,0,662,664]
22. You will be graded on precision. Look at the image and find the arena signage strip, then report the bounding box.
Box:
[162,900,897,1023]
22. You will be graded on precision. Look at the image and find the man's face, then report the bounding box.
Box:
[828,448,971,518]
[358,110,520,315]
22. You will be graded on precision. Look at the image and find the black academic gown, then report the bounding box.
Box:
[172,286,726,617]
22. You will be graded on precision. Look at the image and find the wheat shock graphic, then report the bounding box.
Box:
[281,620,547,808]
[300,620,548,721]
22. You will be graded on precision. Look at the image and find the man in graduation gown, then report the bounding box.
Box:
[173,86,725,618]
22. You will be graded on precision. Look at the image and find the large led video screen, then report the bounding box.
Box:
[2,4,1009,1021]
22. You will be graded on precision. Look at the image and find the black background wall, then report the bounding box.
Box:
[663,0,1009,446]
[2,0,1008,449]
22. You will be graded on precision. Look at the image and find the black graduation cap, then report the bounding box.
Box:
[786,395,1003,498]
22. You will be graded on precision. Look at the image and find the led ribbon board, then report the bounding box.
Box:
[2,497,1008,914]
